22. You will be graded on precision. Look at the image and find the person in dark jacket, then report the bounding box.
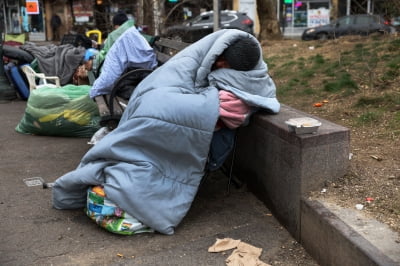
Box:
[51,14,62,41]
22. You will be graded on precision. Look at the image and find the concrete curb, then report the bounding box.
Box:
[300,198,399,266]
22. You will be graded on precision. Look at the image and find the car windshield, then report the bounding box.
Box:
[221,13,238,24]
[186,13,212,24]
[336,16,353,25]
[183,11,240,25]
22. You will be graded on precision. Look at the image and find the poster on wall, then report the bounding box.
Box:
[285,5,292,23]
[26,0,39,15]
[73,0,93,23]
[307,8,330,28]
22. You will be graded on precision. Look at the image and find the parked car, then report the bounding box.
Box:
[391,16,400,32]
[301,14,395,41]
[164,10,254,43]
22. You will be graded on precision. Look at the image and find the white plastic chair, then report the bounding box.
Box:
[20,65,61,91]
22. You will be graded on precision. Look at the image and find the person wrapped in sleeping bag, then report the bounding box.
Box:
[52,29,280,235]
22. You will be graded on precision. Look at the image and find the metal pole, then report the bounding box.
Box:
[213,0,220,32]
[367,0,371,14]
[277,0,280,24]
[347,0,351,15]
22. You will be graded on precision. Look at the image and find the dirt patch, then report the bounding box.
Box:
[262,35,400,233]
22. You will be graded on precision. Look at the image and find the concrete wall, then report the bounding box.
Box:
[232,104,350,240]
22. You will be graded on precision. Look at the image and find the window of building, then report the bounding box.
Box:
[294,1,307,27]
[309,2,329,9]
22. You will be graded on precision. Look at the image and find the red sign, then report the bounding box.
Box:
[26,1,39,14]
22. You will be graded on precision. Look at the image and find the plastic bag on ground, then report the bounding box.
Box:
[86,186,154,235]
[15,84,100,137]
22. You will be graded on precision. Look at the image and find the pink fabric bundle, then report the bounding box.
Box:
[218,90,250,129]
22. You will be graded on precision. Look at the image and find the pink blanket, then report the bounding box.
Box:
[218,90,250,129]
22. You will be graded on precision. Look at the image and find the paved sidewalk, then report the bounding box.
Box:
[0,100,317,265]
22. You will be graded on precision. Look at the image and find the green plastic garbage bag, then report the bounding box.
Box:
[15,85,100,137]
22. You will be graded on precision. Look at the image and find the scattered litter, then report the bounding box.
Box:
[23,177,44,187]
[321,188,327,193]
[293,43,297,47]
[285,117,321,134]
[355,204,364,210]
[208,238,241,252]
[309,46,315,50]
[116,253,124,258]
[365,197,374,203]
[313,102,323,107]
[370,155,382,161]
[349,153,353,160]
[322,99,329,103]
[208,238,271,266]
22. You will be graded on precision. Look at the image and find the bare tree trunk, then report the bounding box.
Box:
[142,1,153,33]
[136,0,144,26]
[153,0,160,35]
[256,0,281,40]
[331,0,339,19]
[150,0,167,36]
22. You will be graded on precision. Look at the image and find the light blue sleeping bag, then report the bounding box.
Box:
[52,29,280,235]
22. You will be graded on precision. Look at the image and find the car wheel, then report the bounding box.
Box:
[316,33,328,40]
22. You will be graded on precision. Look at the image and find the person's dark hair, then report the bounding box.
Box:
[222,37,260,71]
[113,11,128,27]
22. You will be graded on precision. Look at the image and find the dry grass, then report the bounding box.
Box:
[262,34,400,233]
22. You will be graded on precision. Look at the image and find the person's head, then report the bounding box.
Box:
[214,37,261,71]
[113,11,128,29]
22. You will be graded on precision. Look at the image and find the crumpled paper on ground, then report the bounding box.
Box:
[208,238,271,266]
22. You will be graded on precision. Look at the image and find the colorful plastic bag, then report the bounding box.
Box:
[86,186,154,235]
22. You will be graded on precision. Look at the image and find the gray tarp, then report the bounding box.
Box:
[21,42,85,85]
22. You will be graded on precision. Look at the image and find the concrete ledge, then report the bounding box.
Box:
[233,104,350,239]
[301,199,399,266]
[231,104,400,265]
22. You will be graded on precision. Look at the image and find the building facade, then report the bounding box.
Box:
[279,0,331,37]
[0,0,393,42]
[276,0,390,37]
[0,0,136,42]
